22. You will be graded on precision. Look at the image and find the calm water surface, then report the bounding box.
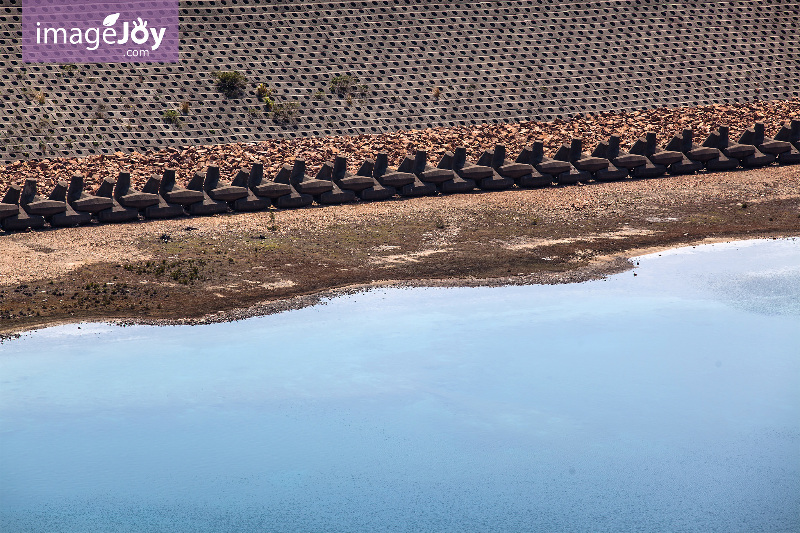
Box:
[1,238,799,532]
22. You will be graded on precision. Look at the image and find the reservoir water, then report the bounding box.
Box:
[1,238,799,532]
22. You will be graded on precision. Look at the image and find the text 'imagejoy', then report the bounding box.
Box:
[23,0,179,63]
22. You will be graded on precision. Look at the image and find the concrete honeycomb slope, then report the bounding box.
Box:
[1,0,797,162]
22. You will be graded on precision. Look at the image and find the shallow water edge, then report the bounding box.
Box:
[3,233,797,340]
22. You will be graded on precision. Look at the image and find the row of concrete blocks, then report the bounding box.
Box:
[1,120,799,232]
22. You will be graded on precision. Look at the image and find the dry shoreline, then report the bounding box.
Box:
[1,162,799,338]
[103,233,798,326]
[1,233,795,341]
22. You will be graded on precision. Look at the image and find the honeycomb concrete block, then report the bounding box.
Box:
[3,0,797,162]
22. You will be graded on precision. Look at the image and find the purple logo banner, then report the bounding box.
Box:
[23,0,179,63]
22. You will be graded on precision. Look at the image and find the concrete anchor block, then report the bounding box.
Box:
[471,145,516,190]
[437,149,477,193]
[204,165,248,202]
[410,150,455,185]
[375,152,416,189]
[160,169,204,206]
[777,145,800,165]
[473,144,529,188]
[554,138,609,174]
[555,167,591,185]
[740,122,798,164]
[114,172,160,209]
[395,155,437,196]
[584,138,632,180]
[523,141,571,178]
[95,177,139,223]
[665,129,717,174]
[679,129,721,162]
[231,169,270,211]
[703,126,754,162]
[354,159,396,201]
[272,164,313,208]
[142,177,186,219]
[68,174,113,213]
[186,170,229,215]
[510,147,552,188]
[315,162,356,204]
[250,163,293,199]
[333,156,374,192]
[667,154,704,175]
[48,181,92,227]
[0,185,45,231]
[774,119,800,151]
[290,159,333,197]
[630,133,684,167]
[20,178,66,217]
[739,123,792,156]
[593,135,647,171]
[0,185,20,221]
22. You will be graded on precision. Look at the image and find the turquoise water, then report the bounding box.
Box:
[1,239,799,532]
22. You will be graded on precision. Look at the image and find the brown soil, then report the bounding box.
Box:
[1,163,798,337]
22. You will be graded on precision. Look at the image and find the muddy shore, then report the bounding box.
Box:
[1,163,798,337]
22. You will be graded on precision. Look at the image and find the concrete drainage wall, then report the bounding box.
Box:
[1,0,798,162]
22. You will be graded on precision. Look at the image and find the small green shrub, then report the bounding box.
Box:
[163,109,182,128]
[256,83,273,100]
[212,71,248,98]
[271,101,301,124]
[329,74,369,99]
